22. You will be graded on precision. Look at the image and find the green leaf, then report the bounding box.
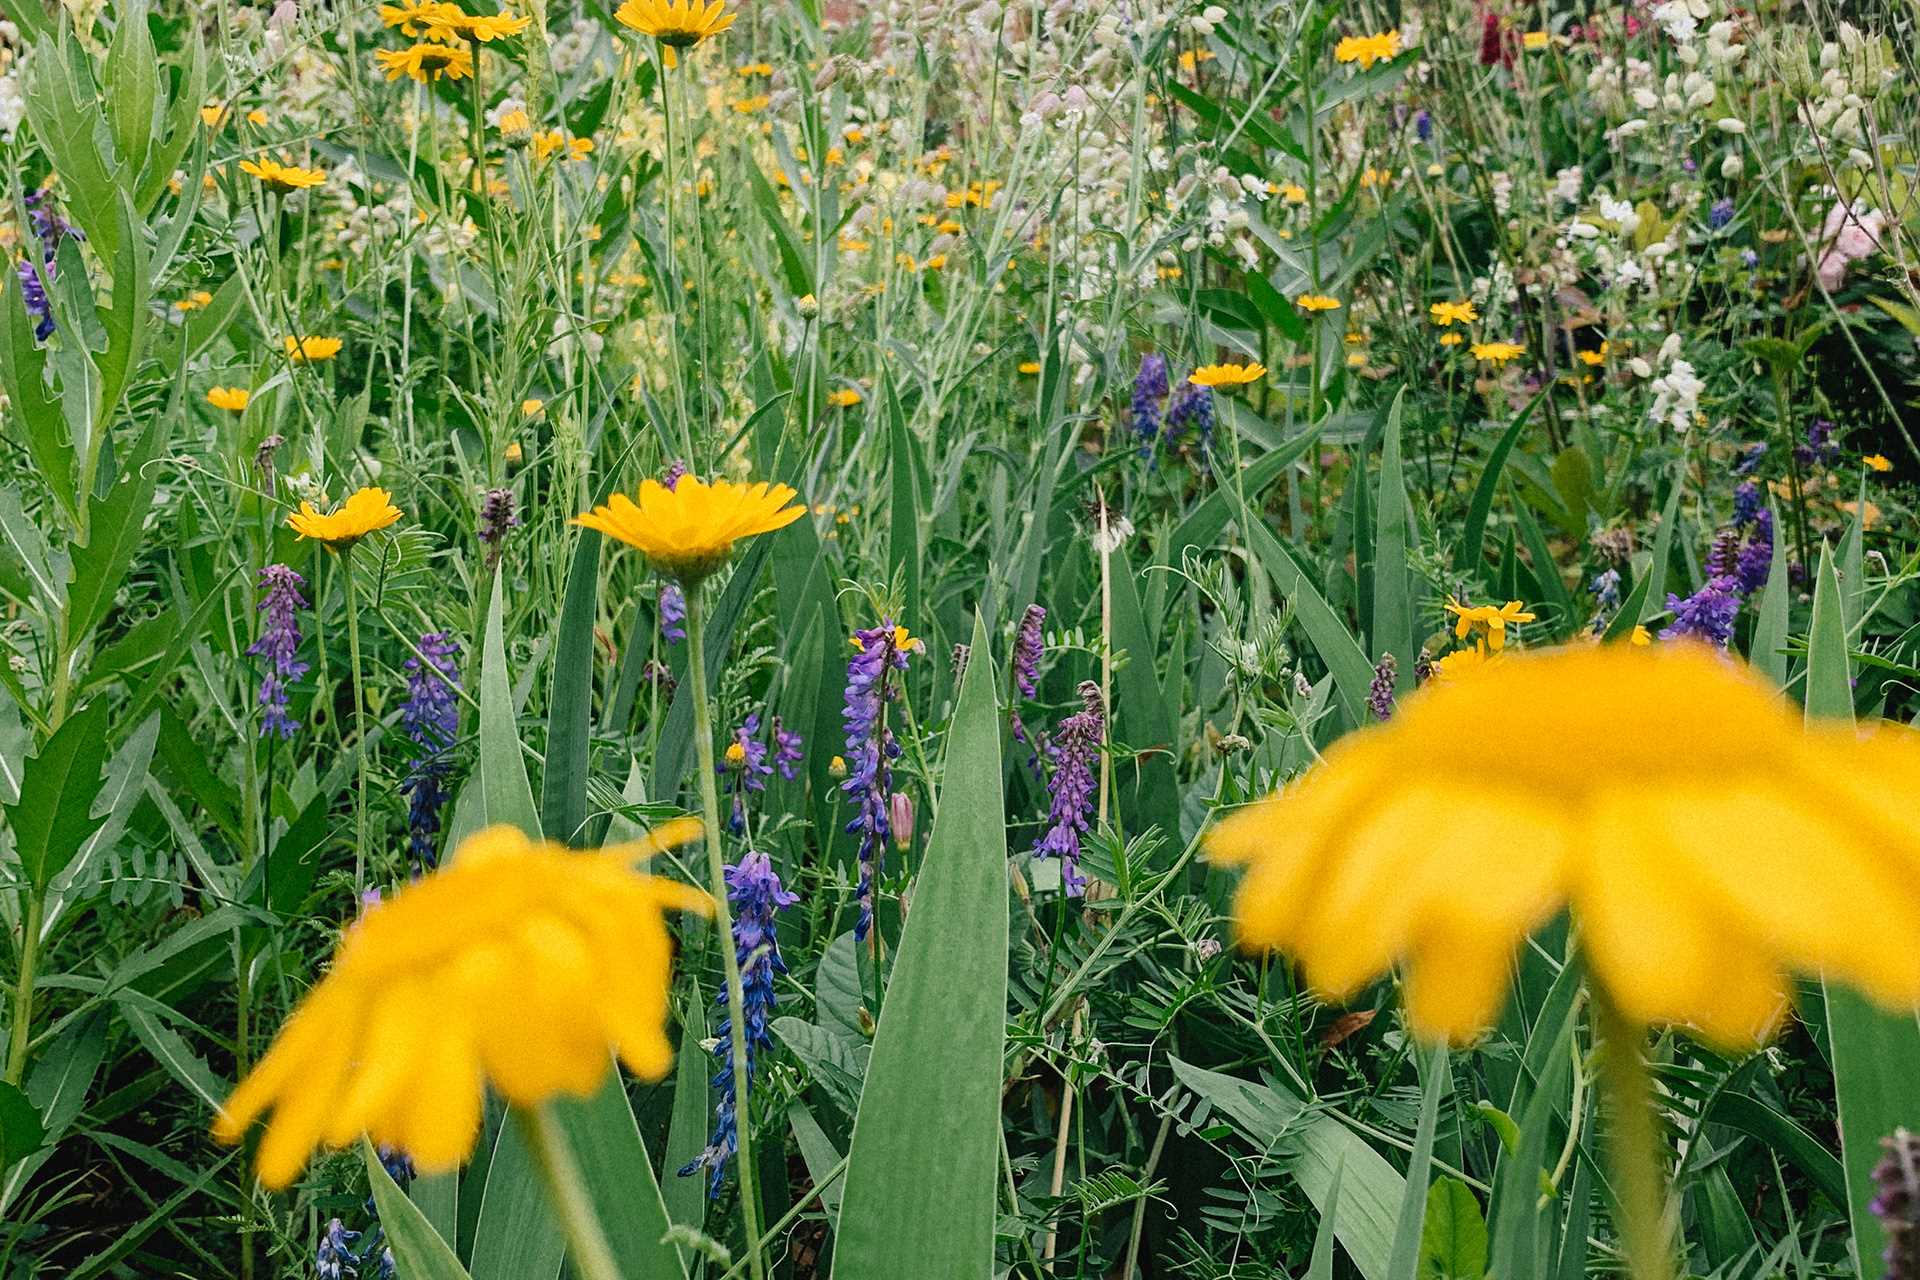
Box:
[65,409,164,642]
[1418,1178,1487,1280]
[1710,1091,1845,1208]
[1371,390,1413,691]
[1634,470,1685,628]
[476,566,541,840]
[832,612,1006,1280]
[1171,1058,1404,1280]
[887,382,923,626]
[1166,424,1319,558]
[550,1075,689,1280]
[365,1139,473,1280]
[652,539,771,800]
[0,277,76,529]
[661,982,711,1249]
[1386,1044,1449,1280]
[1808,541,1920,1280]
[1485,995,1573,1278]
[0,1081,43,1165]
[5,702,110,893]
[1749,503,1790,683]
[113,994,228,1113]
[1240,511,1375,725]
[539,529,600,845]
[1108,543,1180,837]
[468,1116,565,1280]
[742,155,814,296]
[104,0,158,180]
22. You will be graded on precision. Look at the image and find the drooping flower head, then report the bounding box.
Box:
[247,565,310,740]
[400,633,462,870]
[842,623,918,938]
[613,0,735,66]
[317,1219,360,1280]
[212,820,708,1188]
[1035,681,1104,896]
[1210,643,1920,1048]
[679,851,796,1196]
[289,487,404,548]
[574,475,804,584]
[1009,604,1047,755]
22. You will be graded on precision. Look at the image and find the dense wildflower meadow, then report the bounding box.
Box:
[8,0,1920,1275]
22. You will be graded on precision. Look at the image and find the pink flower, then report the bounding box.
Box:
[1813,200,1886,293]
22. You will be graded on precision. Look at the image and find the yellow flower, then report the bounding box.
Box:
[496,106,533,140]
[1018,360,1042,374]
[1189,362,1267,388]
[1445,597,1536,651]
[174,290,215,312]
[1209,643,1920,1047]
[575,475,805,582]
[827,387,863,407]
[1333,30,1402,69]
[851,625,922,654]
[379,0,460,35]
[376,42,475,82]
[449,8,532,40]
[1426,646,1491,682]
[240,156,327,191]
[289,488,403,546]
[1277,182,1308,204]
[1577,341,1610,367]
[200,100,230,127]
[504,441,524,465]
[1470,341,1525,364]
[1296,293,1342,312]
[723,741,747,767]
[247,109,270,126]
[1523,29,1550,49]
[1630,625,1652,646]
[212,821,708,1189]
[206,386,252,412]
[521,398,545,417]
[1428,300,1478,327]
[1866,454,1894,473]
[1438,332,1464,346]
[613,0,735,66]
[285,335,343,363]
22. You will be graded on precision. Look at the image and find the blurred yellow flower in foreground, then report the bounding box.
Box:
[575,475,804,582]
[288,487,403,546]
[1210,643,1920,1047]
[1189,362,1268,388]
[1333,30,1401,69]
[240,156,326,191]
[213,821,708,1188]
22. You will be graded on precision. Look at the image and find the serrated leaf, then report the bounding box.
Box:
[5,703,111,893]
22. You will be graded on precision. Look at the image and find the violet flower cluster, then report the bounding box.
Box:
[1035,681,1104,896]
[659,583,687,642]
[1130,353,1168,451]
[1128,352,1213,460]
[1367,654,1397,721]
[842,624,912,939]
[1008,604,1046,764]
[720,712,774,832]
[247,565,309,740]
[399,632,462,869]
[680,851,797,1197]
[771,715,803,779]
[17,188,79,342]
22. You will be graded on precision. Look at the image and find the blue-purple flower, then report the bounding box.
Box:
[1662,575,1741,646]
[400,632,462,869]
[720,713,774,832]
[1367,654,1397,721]
[247,565,310,740]
[316,1220,360,1280]
[1131,353,1169,450]
[16,188,79,342]
[842,623,915,938]
[680,851,797,1197]
[1708,197,1735,230]
[1035,681,1103,896]
[771,715,803,780]
[1164,381,1215,453]
[1009,603,1046,755]
[660,582,687,642]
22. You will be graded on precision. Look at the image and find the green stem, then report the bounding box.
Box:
[1593,990,1676,1280]
[342,550,371,895]
[684,586,768,1280]
[517,1103,623,1280]
[5,889,43,1087]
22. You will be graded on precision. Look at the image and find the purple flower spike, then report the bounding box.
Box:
[1131,354,1169,451]
[247,565,310,740]
[720,712,773,832]
[772,714,803,780]
[842,623,913,939]
[400,632,462,869]
[1035,681,1103,896]
[1662,575,1741,646]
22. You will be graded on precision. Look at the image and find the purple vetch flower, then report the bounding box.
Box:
[16,188,79,342]
[1661,575,1741,646]
[1706,528,1741,579]
[660,582,686,643]
[679,851,797,1197]
[367,1248,396,1280]
[1009,603,1046,753]
[662,459,690,490]
[1874,1128,1920,1280]
[720,712,773,832]
[1708,197,1734,230]
[1130,353,1169,451]
[1413,108,1432,141]
[771,715,803,780]
[247,565,310,740]
[1797,419,1839,468]
[1164,381,1215,453]
[400,632,462,869]
[1733,443,1767,477]
[316,1220,360,1280]
[1735,510,1773,596]
[1367,654,1397,721]
[1732,480,1762,527]
[890,791,914,850]
[842,623,914,939]
[478,488,518,570]
[1590,567,1622,610]
[16,258,52,341]
[1034,681,1103,896]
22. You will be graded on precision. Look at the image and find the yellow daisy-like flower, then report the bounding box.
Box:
[375,42,476,83]
[288,487,404,547]
[379,0,459,35]
[1865,454,1894,473]
[851,625,923,655]
[827,387,863,407]
[175,290,215,312]
[284,335,343,363]
[239,156,327,191]
[1189,362,1268,388]
[1428,300,1478,327]
[1471,341,1525,364]
[1577,341,1610,367]
[1018,361,1042,374]
[1277,182,1308,204]
[448,8,532,40]
[1438,332,1464,346]
[1522,29,1550,49]
[1209,643,1920,1047]
[1444,597,1536,651]
[613,0,735,67]
[212,821,709,1189]
[1296,293,1342,312]
[1333,30,1402,69]
[206,386,252,412]
[1426,645,1491,683]
[574,475,805,583]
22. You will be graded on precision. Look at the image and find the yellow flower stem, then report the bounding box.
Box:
[517,1103,623,1280]
[683,585,768,1280]
[1593,990,1676,1280]
[341,548,370,895]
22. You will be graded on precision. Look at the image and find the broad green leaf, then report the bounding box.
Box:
[104,0,158,180]
[1171,1058,1404,1280]
[832,612,1006,1280]
[886,380,922,626]
[1809,541,1920,1280]
[1749,503,1790,683]
[1455,391,1545,574]
[539,528,600,845]
[113,994,228,1113]
[1,1010,107,1216]
[661,982,711,1248]
[468,1115,565,1280]
[0,283,76,529]
[0,1081,43,1165]
[550,1074,689,1280]
[5,702,110,893]
[1371,390,1413,692]
[1710,1091,1844,1207]
[65,409,164,642]
[476,565,540,840]
[366,1139,474,1280]
[1418,1178,1487,1280]
[1387,1044,1449,1280]
[742,155,814,296]
[1165,424,1319,559]
[1485,992,1573,1278]
[789,1102,847,1223]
